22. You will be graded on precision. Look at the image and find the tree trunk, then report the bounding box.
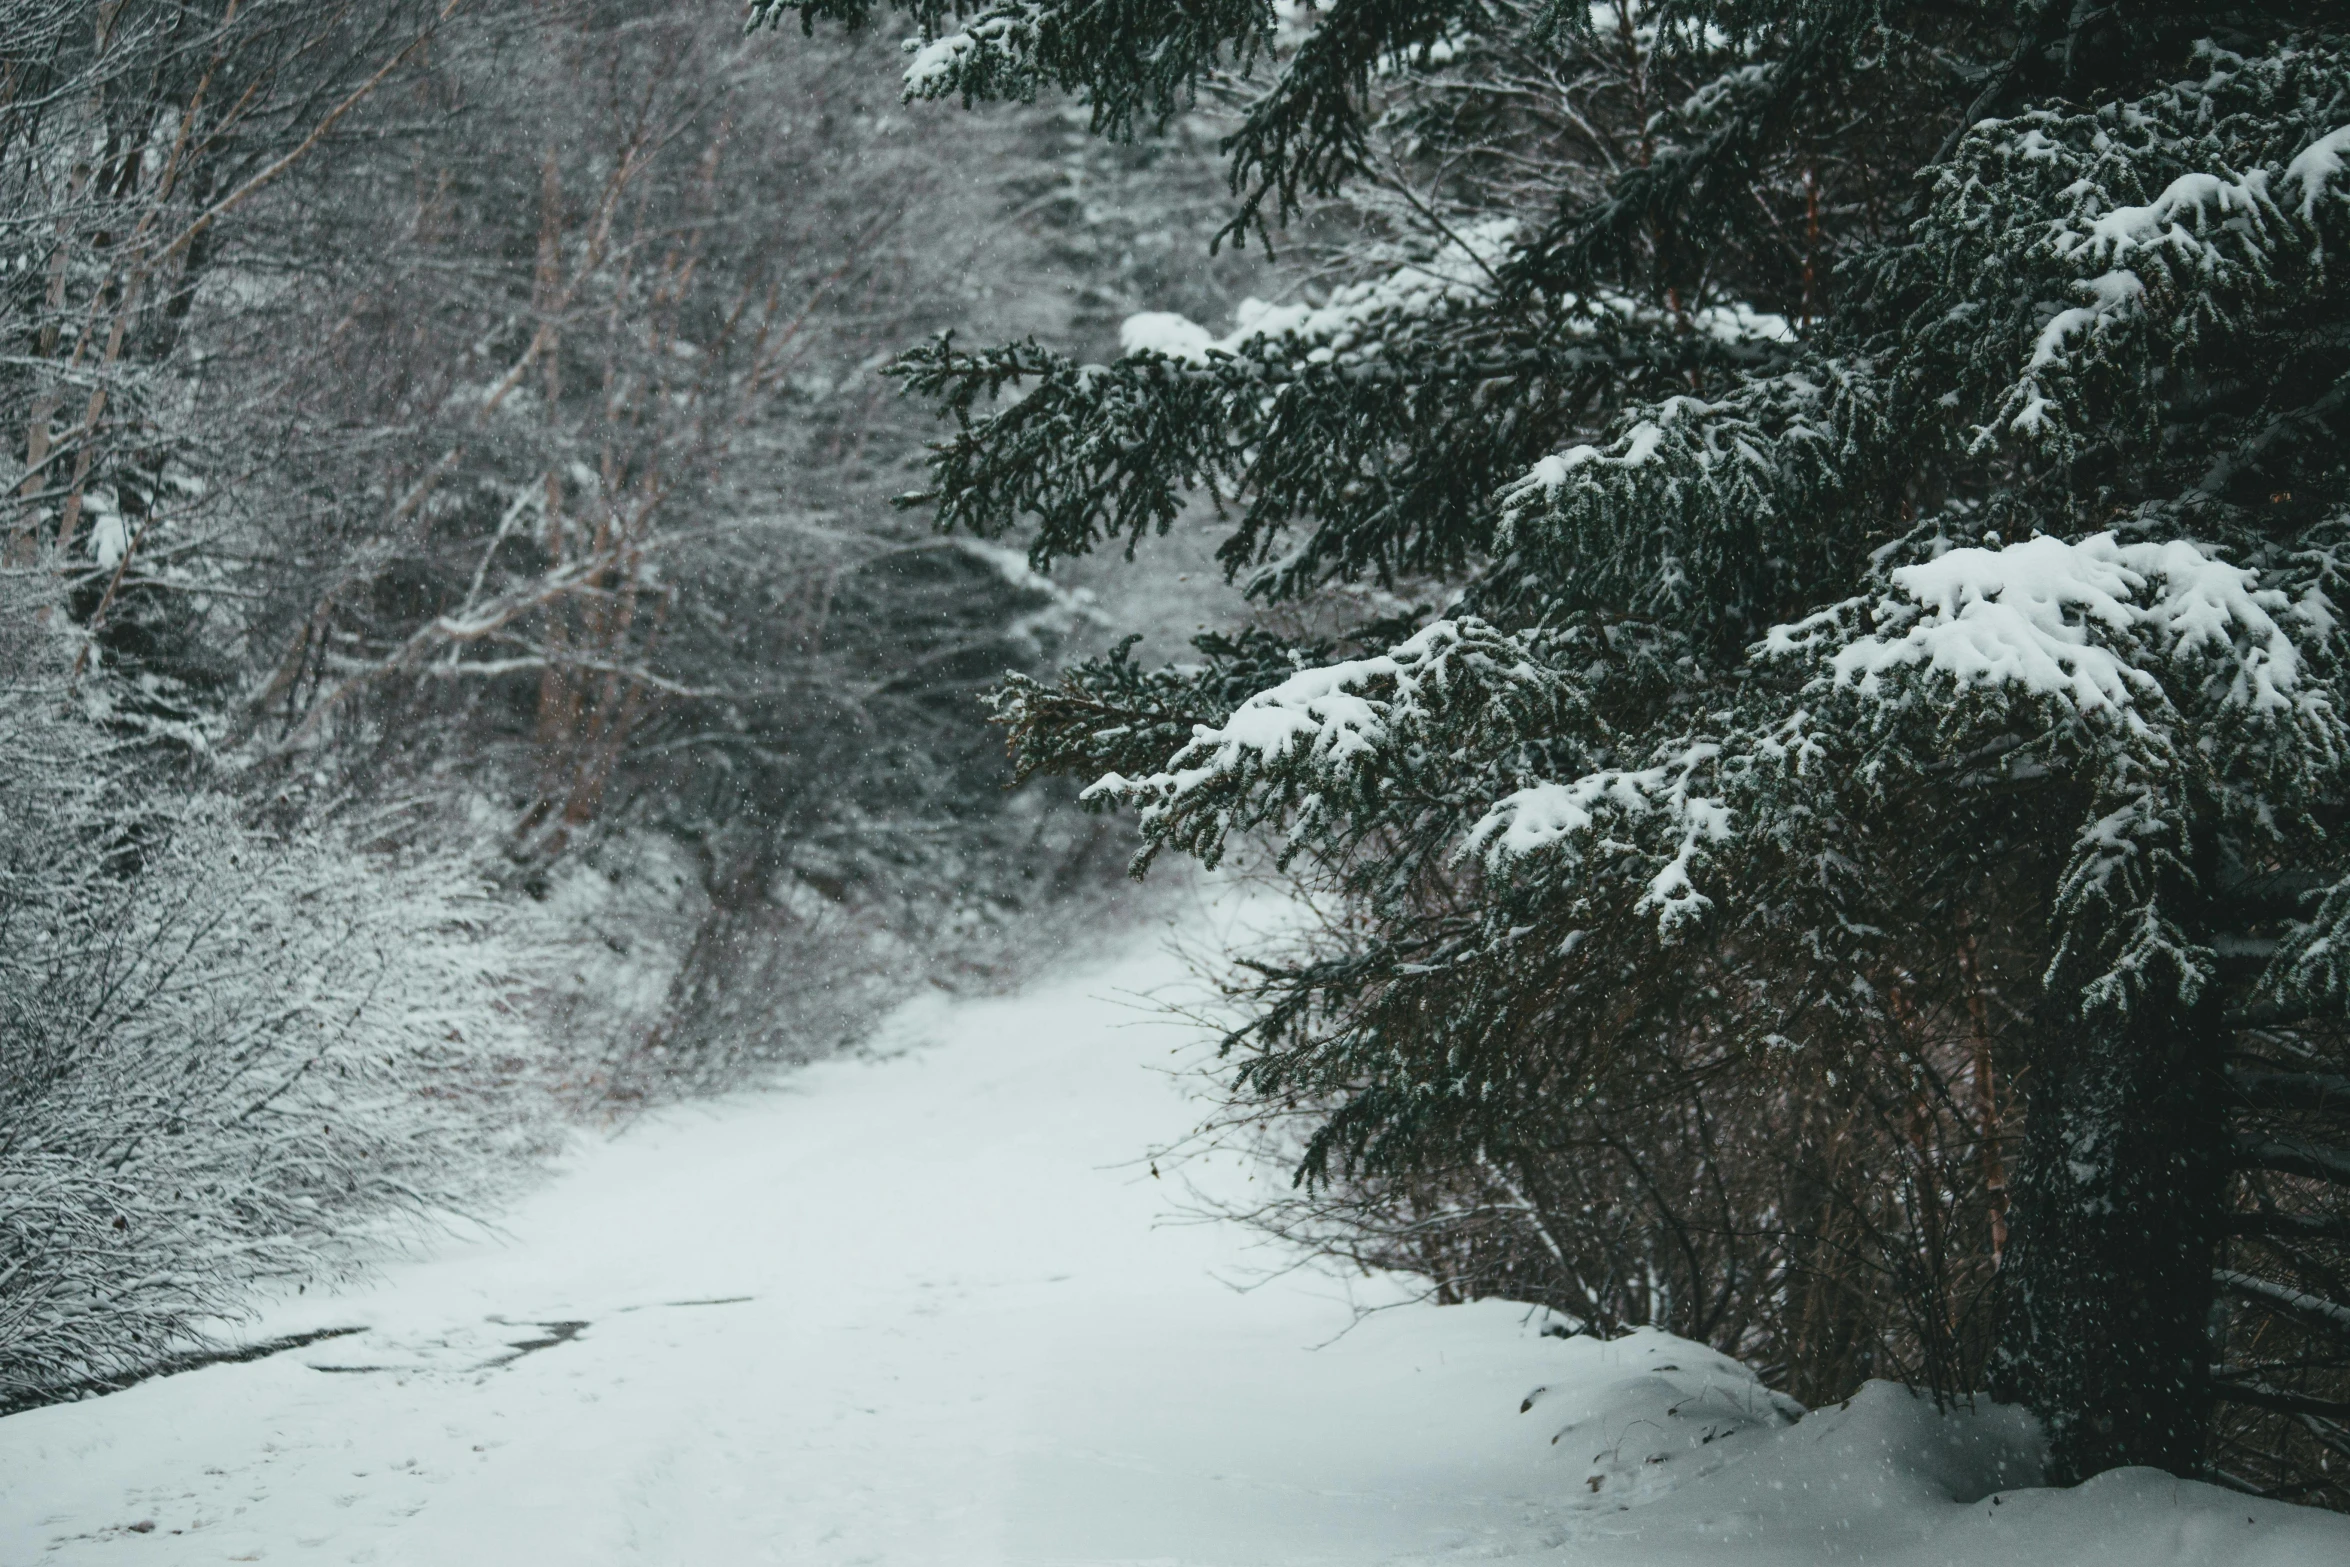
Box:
[1992,983,2229,1482]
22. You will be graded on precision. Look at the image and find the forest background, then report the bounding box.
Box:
[0,0,1258,1413]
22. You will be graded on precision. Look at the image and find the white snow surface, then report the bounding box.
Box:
[1085,621,1462,812]
[1773,532,2320,719]
[1468,745,1732,935]
[6,914,2349,1565]
[2285,126,2350,219]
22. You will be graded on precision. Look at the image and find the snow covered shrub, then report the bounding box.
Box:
[0,600,553,1406]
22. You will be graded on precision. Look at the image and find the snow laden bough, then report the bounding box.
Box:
[1078,612,1701,890]
[1090,525,2350,1484]
[885,211,1803,608]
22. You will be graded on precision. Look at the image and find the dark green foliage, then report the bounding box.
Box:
[751,0,1499,242]
[990,627,1348,790]
[775,0,2350,1498]
[753,0,1276,147]
[897,289,1795,603]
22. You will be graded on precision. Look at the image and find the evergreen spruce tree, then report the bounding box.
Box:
[761,1,2350,1491]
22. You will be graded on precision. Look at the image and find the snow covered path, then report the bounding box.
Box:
[6,925,2349,1566]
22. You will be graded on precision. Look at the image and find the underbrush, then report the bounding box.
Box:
[0,674,556,1406]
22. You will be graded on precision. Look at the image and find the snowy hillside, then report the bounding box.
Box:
[5,917,2343,1565]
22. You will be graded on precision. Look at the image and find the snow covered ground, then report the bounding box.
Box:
[5,918,2348,1565]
